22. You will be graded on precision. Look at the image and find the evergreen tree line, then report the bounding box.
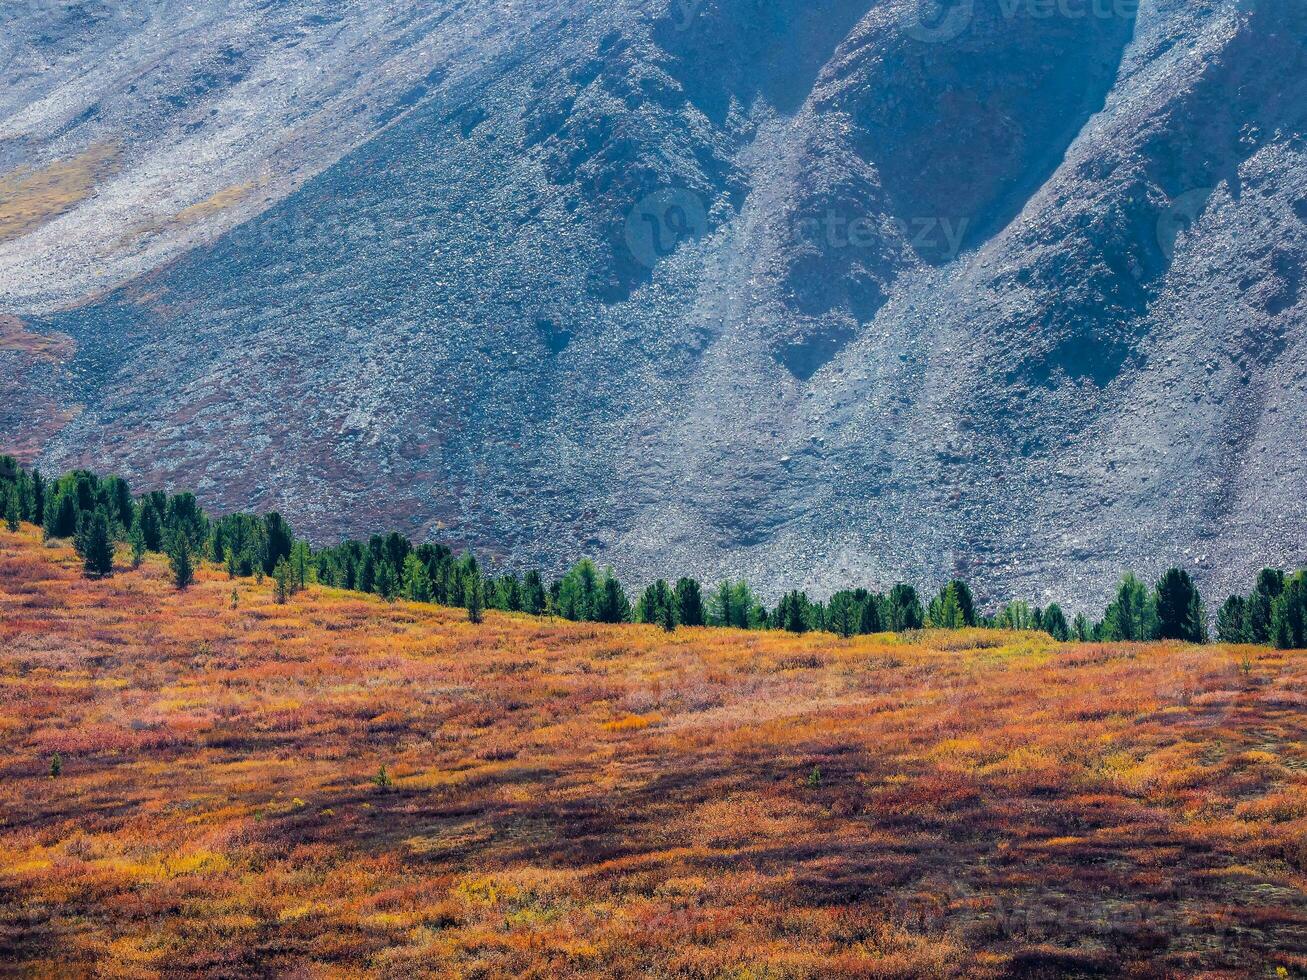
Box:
[1215,569,1307,650]
[3,457,1306,648]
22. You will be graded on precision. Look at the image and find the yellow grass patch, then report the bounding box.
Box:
[0,143,118,242]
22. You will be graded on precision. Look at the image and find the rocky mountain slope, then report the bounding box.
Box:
[2,0,1304,610]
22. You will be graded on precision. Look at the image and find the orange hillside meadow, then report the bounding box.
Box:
[3,524,1307,977]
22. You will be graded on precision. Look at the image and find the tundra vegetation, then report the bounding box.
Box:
[3,523,1307,974]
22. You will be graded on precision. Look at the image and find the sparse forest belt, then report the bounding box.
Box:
[3,454,1305,648]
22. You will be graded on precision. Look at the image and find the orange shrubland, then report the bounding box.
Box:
[2,525,1306,976]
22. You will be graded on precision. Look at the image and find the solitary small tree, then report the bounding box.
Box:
[467,575,485,624]
[290,540,312,591]
[273,559,292,604]
[168,532,195,590]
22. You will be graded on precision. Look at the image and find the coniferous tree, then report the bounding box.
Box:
[1100,573,1158,642]
[594,570,632,624]
[927,583,966,629]
[168,532,195,590]
[1216,595,1247,644]
[290,540,311,591]
[1072,613,1093,642]
[3,485,19,533]
[708,581,735,628]
[102,476,134,531]
[1043,604,1070,641]
[129,521,146,569]
[828,591,859,638]
[730,581,764,629]
[273,559,292,604]
[262,512,294,575]
[997,600,1034,630]
[1155,568,1205,642]
[375,559,398,601]
[636,580,673,625]
[358,552,376,594]
[1270,574,1307,651]
[859,593,884,635]
[43,491,79,540]
[166,493,208,552]
[557,559,600,621]
[886,583,924,631]
[402,553,433,603]
[29,468,45,526]
[467,574,485,624]
[498,573,523,612]
[210,523,228,564]
[77,509,115,579]
[659,595,676,633]
[942,580,976,627]
[136,499,164,552]
[14,471,33,525]
[673,578,705,627]
[776,591,811,634]
[522,570,547,616]
[1245,569,1285,644]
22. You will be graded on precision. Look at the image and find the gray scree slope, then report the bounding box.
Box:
[2,0,1304,611]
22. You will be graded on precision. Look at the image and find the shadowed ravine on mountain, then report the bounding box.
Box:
[1,0,1305,614]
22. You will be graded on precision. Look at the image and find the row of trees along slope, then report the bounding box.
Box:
[2,456,1304,648]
